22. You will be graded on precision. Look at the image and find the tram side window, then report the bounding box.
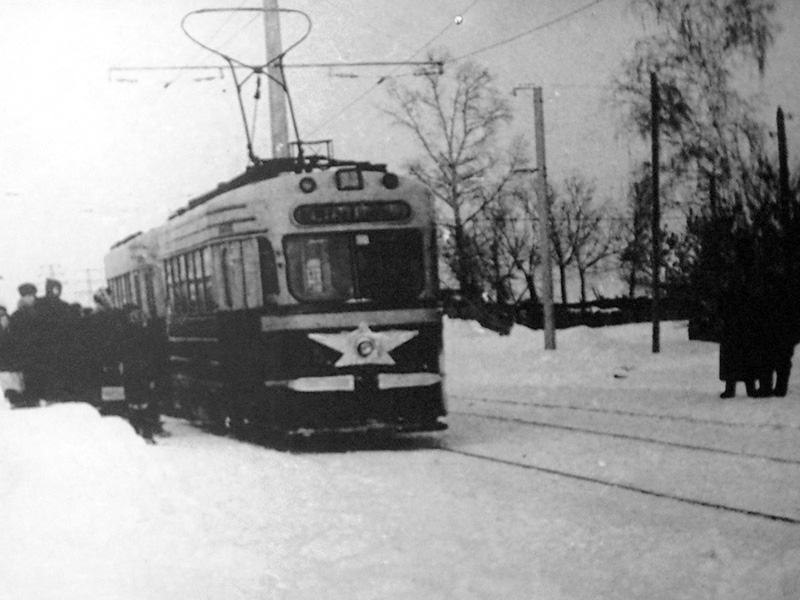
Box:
[123,274,132,305]
[202,246,216,311]
[179,255,189,310]
[221,241,247,310]
[242,240,263,309]
[258,237,280,302]
[108,277,119,308]
[133,271,142,307]
[231,242,247,309]
[144,269,157,317]
[164,260,174,307]
[217,245,233,309]
[186,252,197,307]
[164,249,215,314]
[214,239,267,311]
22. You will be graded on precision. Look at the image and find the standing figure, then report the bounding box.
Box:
[717,234,760,399]
[83,288,126,414]
[0,305,23,405]
[10,283,43,406]
[35,278,79,401]
[119,304,162,442]
[762,262,798,397]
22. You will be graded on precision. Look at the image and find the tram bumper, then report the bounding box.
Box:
[263,373,446,433]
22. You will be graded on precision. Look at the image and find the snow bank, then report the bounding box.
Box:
[444,317,718,392]
[0,403,158,600]
[0,319,797,599]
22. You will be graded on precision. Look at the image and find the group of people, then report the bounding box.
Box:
[714,207,800,399]
[0,279,167,441]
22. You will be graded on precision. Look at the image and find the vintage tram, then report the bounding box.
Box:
[104,154,447,435]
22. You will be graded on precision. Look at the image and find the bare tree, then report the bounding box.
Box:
[547,184,574,304]
[383,50,513,299]
[618,162,653,297]
[614,0,779,216]
[552,174,621,307]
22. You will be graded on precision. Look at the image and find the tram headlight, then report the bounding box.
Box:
[381,172,399,189]
[357,339,376,358]
[299,177,317,193]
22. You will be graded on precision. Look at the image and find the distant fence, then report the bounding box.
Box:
[441,292,697,336]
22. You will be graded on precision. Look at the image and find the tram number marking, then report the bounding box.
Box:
[101,386,126,401]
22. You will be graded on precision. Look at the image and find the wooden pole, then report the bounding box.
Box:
[778,107,790,227]
[650,72,661,354]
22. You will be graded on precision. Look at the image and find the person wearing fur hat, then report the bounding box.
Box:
[35,278,78,401]
[119,304,163,442]
[16,283,37,309]
[10,283,42,405]
[44,278,62,299]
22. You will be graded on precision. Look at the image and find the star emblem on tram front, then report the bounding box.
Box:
[308,322,419,367]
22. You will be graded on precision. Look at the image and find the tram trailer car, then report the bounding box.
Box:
[104,158,447,435]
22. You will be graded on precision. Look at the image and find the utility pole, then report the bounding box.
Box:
[650,72,661,354]
[263,0,290,158]
[778,107,791,228]
[513,84,556,350]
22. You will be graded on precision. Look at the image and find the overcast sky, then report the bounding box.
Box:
[0,0,798,305]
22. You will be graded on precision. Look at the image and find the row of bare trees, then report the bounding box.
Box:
[381,0,789,317]
[382,53,625,308]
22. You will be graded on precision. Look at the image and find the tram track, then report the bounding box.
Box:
[451,408,800,466]
[453,394,800,431]
[437,444,800,525]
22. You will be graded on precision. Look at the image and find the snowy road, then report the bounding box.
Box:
[3,319,800,599]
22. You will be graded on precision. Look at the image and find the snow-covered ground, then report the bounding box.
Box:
[1,319,799,599]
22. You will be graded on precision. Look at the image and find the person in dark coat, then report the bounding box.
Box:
[10,283,44,406]
[0,305,22,405]
[717,234,761,399]
[35,278,78,401]
[119,304,163,442]
[0,305,12,370]
[82,288,126,412]
[759,248,800,398]
[718,286,759,398]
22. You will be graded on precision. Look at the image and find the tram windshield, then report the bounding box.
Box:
[285,229,425,303]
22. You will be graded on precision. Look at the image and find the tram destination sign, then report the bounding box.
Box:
[294,200,411,226]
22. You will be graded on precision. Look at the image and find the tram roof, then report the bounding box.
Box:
[108,155,392,251]
[169,156,389,220]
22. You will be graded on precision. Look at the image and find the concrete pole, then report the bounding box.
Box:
[513,84,556,349]
[533,87,556,350]
[263,0,290,158]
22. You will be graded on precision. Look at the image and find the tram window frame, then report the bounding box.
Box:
[186,251,198,307]
[284,229,425,303]
[164,259,174,306]
[218,245,233,309]
[284,235,352,301]
[224,241,247,310]
[193,249,206,309]
[258,237,280,301]
[123,274,132,305]
[242,239,262,309]
[144,268,157,317]
[133,271,142,307]
[202,246,216,311]
[178,255,188,309]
